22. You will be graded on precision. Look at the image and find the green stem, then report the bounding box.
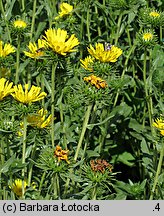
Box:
[21,0,25,14]
[54,173,60,199]
[98,108,108,154]
[113,44,136,107]
[126,26,132,47]
[81,103,97,160]
[21,115,27,199]
[41,73,45,107]
[38,171,46,195]
[59,92,67,149]
[160,26,163,43]
[15,36,21,84]
[30,0,37,40]
[74,104,92,161]
[150,141,164,200]
[51,62,57,148]
[92,184,97,200]
[86,7,91,42]
[27,142,36,187]
[95,5,101,37]
[0,137,5,200]
[0,0,12,43]
[115,12,123,46]
[143,49,153,131]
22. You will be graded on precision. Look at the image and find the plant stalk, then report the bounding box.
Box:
[150,141,164,200]
[74,104,92,161]
[21,115,27,199]
[51,62,57,148]
[15,35,21,84]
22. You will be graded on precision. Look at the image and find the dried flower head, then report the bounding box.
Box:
[90,159,113,173]
[84,74,108,89]
[54,145,70,164]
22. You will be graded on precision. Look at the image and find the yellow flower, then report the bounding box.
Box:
[54,145,70,164]
[153,117,164,136]
[80,56,94,72]
[24,39,46,59]
[55,3,73,20]
[149,11,160,18]
[87,43,122,63]
[43,28,79,56]
[11,84,47,104]
[0,40,15,57]
[0,78,13,101]
[10,179,27,196]
[13,20,27,28]
[143,32,153,41]
[84,74,108,89]
[27,108,52,128]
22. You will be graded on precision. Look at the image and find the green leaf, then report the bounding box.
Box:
[117,152,135,166]
[0,154,16,173]
[129,118,143,133]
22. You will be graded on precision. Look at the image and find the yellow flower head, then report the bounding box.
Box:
[87,43,122,63]
[0,78,13,101]
[84,74,108,89]
[27,108,52,128]
[13,20,27,28]
[80,56,94,72]
[143,32,153,41]
[24,39,46,59]
[10,179,27,196]
[149,11,160,18]
[54,145,70,164]
[11,84,47,104]
[43,28,79,56]
[152,117,164,136]
[55,3,73,20]
[0,40,15,57]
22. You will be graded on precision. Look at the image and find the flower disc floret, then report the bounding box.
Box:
[0,78,13,100]
[43,28,79,56]
[87,43,122,63]
[11,84,47,104]
[143,32,153,41]
[13,20,27,28]
[149,11,160,18]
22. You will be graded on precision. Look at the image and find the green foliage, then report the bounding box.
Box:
[0,0,164,200]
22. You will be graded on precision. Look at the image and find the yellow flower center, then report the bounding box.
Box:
[149,11,160,17]
[13,20,27,28]
[143,33,153,41]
